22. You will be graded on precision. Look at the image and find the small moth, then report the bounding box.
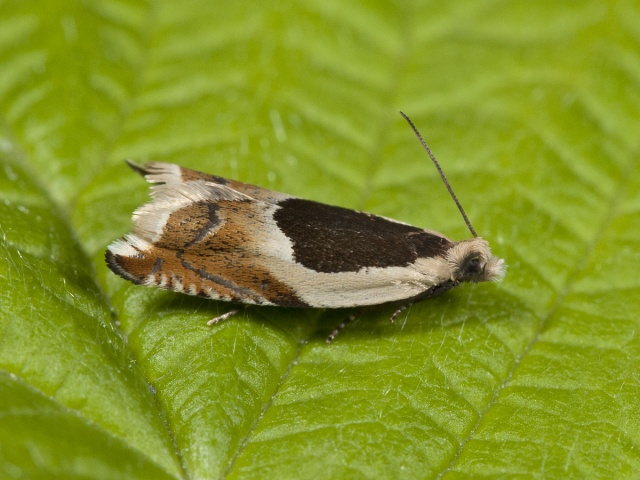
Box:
[106,112,505,341]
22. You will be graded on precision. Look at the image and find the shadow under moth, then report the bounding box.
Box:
[106,112,506,342]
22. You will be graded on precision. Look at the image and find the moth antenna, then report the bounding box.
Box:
[399,111,478,238]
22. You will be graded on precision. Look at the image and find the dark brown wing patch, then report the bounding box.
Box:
[273,198,453,273]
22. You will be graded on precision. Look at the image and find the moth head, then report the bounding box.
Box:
[447,237,506,284]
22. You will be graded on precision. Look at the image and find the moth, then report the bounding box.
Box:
[106,112,505,341]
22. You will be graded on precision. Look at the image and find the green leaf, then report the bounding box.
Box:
[1,1,639,479]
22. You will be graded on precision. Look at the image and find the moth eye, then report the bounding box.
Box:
[462,255,484,279]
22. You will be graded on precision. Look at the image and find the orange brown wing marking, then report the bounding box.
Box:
[108,196,308,306]
[107,242,307,307]
[176,165,290,203]
[106,244,246,301]
[130,161,290,203]
[169,199,308,306]
[106,246,161,286]
[177,250,307,307]
[153,202,222,250]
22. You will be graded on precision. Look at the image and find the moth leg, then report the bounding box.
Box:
[326,313,357,344]
[207,308,240,326]
[390,303,412,323]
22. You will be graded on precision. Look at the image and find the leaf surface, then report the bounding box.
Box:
[1,1,639,478]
